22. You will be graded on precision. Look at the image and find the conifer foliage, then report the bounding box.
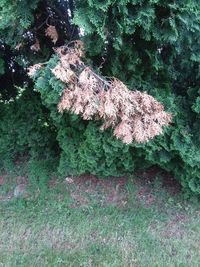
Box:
[29,42,171,144]
[1,0,200,195]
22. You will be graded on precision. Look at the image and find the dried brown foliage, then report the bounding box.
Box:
[45,25,59,44]
[29,40,172,144]
[27,63,43,77]
[30,38,40,52]
[15,43,23,50]
[53,41,172,144]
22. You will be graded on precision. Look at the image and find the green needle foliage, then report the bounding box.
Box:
[72,0,200,194]
[0,0,200,195]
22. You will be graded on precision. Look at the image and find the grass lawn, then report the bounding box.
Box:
[0,166,200,267]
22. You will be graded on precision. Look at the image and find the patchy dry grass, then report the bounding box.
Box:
[0,167,200,267]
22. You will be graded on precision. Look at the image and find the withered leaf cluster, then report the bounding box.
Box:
[29,40,172,144]
[45,25,59,44]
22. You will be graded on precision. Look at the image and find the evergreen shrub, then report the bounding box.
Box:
[0,0,200,194]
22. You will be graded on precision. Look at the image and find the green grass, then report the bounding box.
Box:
[0,168,200,267]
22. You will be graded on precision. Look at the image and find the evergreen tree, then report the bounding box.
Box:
[0,0,200,194]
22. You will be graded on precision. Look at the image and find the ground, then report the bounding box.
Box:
[0,166,200,267]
